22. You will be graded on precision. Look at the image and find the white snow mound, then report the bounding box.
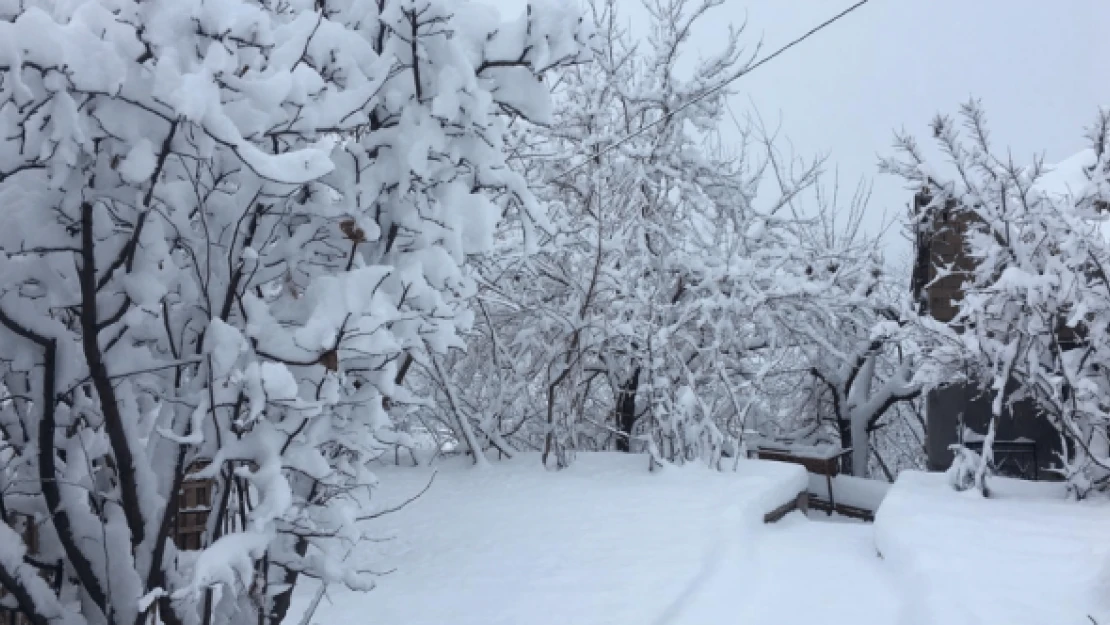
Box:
[874,470,1110,625]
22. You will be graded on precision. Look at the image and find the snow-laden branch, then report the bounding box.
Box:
[883,101,1110,497]
[0,1,591,624]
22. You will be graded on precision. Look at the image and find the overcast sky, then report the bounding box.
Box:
[499,0,1110,266]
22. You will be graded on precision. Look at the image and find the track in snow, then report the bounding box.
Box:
[667,512,898,624]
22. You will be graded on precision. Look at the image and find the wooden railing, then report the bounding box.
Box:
[2,458,220,625]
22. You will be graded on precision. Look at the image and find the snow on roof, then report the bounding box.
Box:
[1032,148,1110,242]
[1033,148,1097,200]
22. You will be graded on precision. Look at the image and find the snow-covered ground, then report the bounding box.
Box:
[668,511,899,624]
[290,453,809,625]
[875,470,1110,625]
[289,455,1109,625]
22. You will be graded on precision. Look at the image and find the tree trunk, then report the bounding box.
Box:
[836,417,853,475]
[850,413,869,477]
[845,355,877,477]
[615,367,641,452]
[267,537,308,625]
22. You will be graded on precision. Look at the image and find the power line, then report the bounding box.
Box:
[553,0,874,181]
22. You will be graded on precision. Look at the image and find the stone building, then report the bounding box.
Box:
[911,191,1063,479]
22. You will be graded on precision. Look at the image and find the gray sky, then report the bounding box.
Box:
[500,0,1110,265]
[720,0,1110,265]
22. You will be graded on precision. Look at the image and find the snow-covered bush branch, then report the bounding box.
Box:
[0,1,588,624]
[882,101,1110,497]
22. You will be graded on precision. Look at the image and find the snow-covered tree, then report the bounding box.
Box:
[0,1,588,624]
[806,322,922,477]
[764,191,936,479]
[883,102,1110,497]
[411,0,920,474]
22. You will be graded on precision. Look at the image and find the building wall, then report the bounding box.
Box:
[915,195,977,323]
[914,192,1064,479]
[925,381,1064,478]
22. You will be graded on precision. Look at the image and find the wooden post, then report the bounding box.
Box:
[825,471,835,516]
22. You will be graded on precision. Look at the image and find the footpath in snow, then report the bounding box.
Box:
[668,511,898,624]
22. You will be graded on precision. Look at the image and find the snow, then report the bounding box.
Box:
[203,318,247,378]
[174,530,270,601]
[118,139,157,183]
[673,513,898,623]
[874,470,1110,625]
[290,453,812,625]
[233,141,335,185]
[1033,148,1110,243]
[808,472,890,510]
[282,456,1110,625]
[1034,148,1097,200]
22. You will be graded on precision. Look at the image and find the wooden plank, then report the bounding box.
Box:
[174,459,215,550]
[755,449,838,475]
[755,443,851,460]
[807,495,875,522]
[763,491,808,524]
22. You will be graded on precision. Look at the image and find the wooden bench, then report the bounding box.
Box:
[963,439,1039,481]
[806,495,875,522]
[754,444,853,517]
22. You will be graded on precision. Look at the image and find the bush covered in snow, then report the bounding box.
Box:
[883,102,1110,498]
[406,0,926,476]
[0,0,588,623]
